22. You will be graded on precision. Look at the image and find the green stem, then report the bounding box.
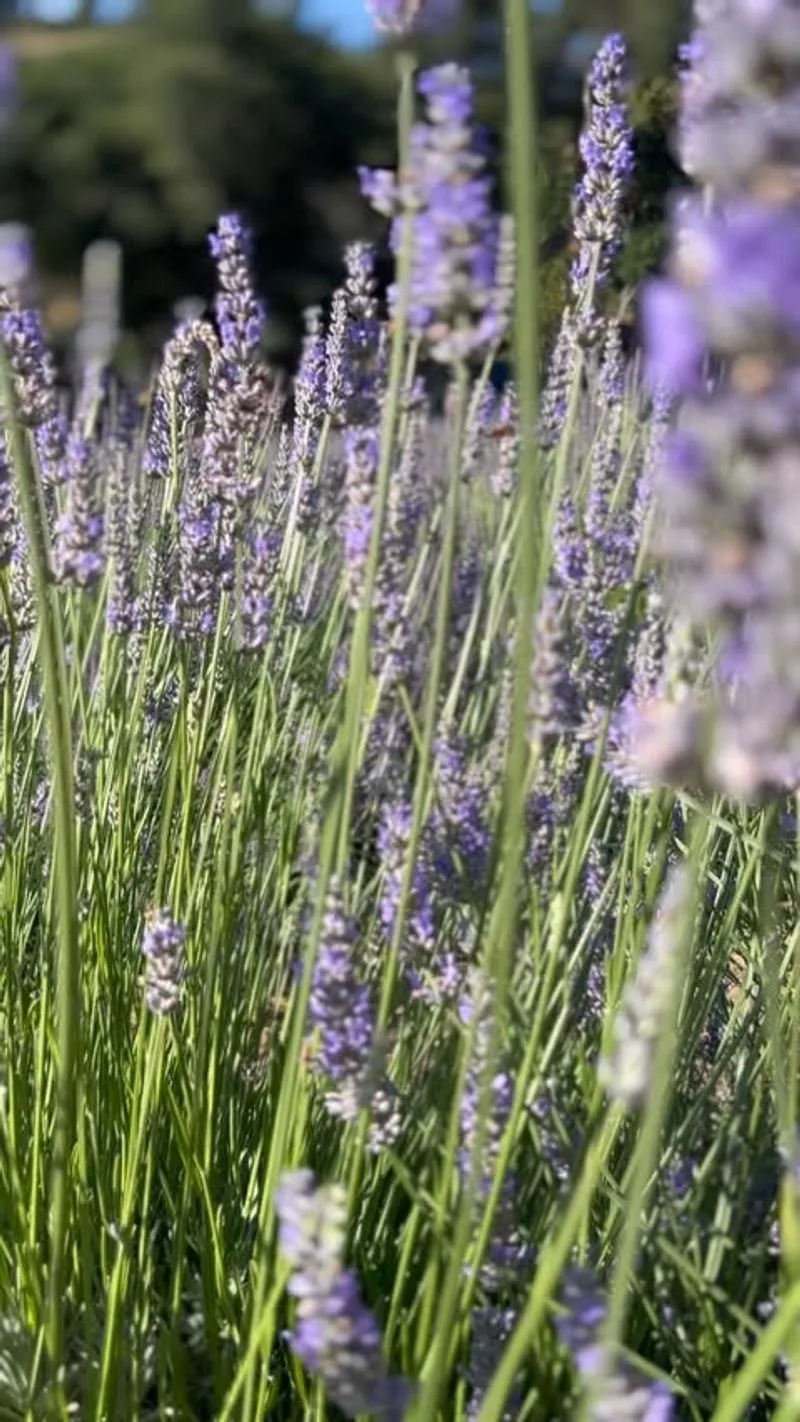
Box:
[0,353,78,1411]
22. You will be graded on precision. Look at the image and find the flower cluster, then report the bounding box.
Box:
[275,1169,410,1419]
[360,63,507,364]
[640,0,800,797]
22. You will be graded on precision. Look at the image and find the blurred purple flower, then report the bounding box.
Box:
[275,1170,410,1420]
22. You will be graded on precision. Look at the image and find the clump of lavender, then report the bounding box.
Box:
[599,863,693,1111]
[52,433,104,589]
[141,908,186,1016]
[640,0,800,797]
[275,1169,410,1420]
[360,63,507,363]
[557,1266,675,1420]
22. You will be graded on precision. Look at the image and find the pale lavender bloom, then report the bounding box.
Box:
[342,427,379,610]
[166,474,222,640]
[307,879,400,1147]
[558,1267,675,1420]
[308,880,375,1086]
[360,63,506,364]
[677,0,729,179]
[144,318,218,480]
[0,430,16,570]
[52,434,104,589]
[275,1170,410,1420]
[240,524,279,652]
[326,242,383,429]
[293,306,327,475]
[372,432,423,685]
[201,351,254,508]
[599,863,692,1110]
[529,587,579,743]
[638,0,800,796]
[0,302,66,481]
[141,908,186,1016]
[570,34,634,306]
[539,313,579,449]
[378,798,437,963]
[0,223,34,297]
[432,733,491,889]
[208,213,265,365]
[460,969,530,1290]
[491,382,518,498]
[105,446,138,634]
[365,0,458,33]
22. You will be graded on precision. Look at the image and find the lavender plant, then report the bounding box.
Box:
[0,8,791,1422]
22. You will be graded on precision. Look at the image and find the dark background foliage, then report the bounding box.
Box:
[0,0,688,372]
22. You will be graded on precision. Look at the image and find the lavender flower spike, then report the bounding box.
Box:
[208,213,265,365]
[275,1169,411,1420]
[360,63,506,364]
[570,34,634,320]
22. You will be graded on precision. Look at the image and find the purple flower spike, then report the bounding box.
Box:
[360,63,506,364]
[208,213,265,365]
[275,1170,411,1420]
[570,34,634,309]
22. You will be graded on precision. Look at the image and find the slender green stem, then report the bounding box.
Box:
[0,352,78,1412]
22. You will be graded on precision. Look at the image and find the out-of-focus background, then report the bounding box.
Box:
[0,0,690,376]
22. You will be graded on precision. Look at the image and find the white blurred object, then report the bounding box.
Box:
[173,295,206,325]
[0,222,35,301]
[76,239,122,372]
